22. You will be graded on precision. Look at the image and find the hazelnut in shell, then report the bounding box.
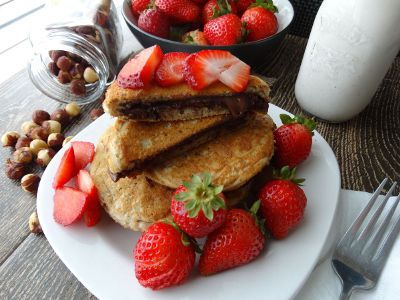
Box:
[21,174,40,193]
[15,136,32,149]
[30,139,48,156]
[36,148,56,167]
[21,121,39,135]
[5,159,26,180]
[13,147,33,164]
[32,110,50,125]
[29,211,42,234]
[29,127,49,141]
[63,136,74,147]
[42,120,61,134]
[65,102,81,117]
[51,109,69,126]
[1,131,20,147]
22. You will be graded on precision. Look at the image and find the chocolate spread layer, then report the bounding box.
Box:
[118,94,268,120]
[108,114,250,182]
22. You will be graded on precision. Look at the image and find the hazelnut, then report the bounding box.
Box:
[49,50,67,62]
[29,139,48,155]
[21,174,40,193]
[47,133,65,149]
[32,110,50,125]
[29,211,42,234]
[69,63,84,79]
[57,70,72,84]
[36,148,56,167]
[12,147,33,164]
[48,62,59,76]
[51,109,69,126]
[83,67,99,83]
[21,121,39,135]
[15,136,32,149]
[63,136,74,146]
[29,127,49,141]
[56,55,72,71]
[65,102,81,117]
[42,120,61,134]
[1,131,20,147]
[5,159,26,180]
[90,108,104,120]
[70,79,86,96]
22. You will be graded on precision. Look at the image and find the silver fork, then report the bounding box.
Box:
[332,178,400,300]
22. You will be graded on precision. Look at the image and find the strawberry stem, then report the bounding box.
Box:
[272,166,305,185]
[279,114,316,134]
[250,0,278,13]
[249,200,266,236]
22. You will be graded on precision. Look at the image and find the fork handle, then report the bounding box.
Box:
[339,282,353,300]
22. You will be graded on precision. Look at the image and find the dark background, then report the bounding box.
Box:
[289,0,323,37]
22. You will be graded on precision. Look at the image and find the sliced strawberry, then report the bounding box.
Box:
[155,52,190,87]
[77,169,101,227]
[117,45,163,89]
[53,187,89,226]
[71,141,95,170]
[84,202,101,227]
[219,60,250,92]
[53,146,76,189]
[77,169,97,197]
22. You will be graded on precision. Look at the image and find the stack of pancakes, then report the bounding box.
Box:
[91,75,275,231]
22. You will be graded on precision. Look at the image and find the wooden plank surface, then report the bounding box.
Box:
[0,34,399,299]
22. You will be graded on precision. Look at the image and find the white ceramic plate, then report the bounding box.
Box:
[37,104,340,300]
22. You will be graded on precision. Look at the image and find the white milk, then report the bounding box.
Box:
[295,0,400,122]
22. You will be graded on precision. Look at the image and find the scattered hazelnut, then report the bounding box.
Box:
[29,139,48,155]
[29,127,49,141]
[63,136,74,146]
[70,79,86,96]
[69,63,84,79]
[29,211,42,234]
[12,147,33,164]
[1,131,20,147]
[47,133,65,149]
[42,120,61,134]
[5,159,26,180]
[36,148,55,167]
[56,55,72,71]
[57,70,72,84]
[21,174,40,193]
[49,50,67,62]
[15,136,32,149]
[83,67,99,83]
[51,109,69,126]
[48,62,59,76]
[90,108,104,120]
[32,110,50,125]
[21,121,39,135]
[65,102,81,117]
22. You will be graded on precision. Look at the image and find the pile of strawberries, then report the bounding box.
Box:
[134,114,317,290]
[117,45,250,92]
[132,0,279,45]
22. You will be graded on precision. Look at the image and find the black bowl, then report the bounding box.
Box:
[121,0,294,69]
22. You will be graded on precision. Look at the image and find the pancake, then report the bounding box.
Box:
[145,113,275,191]
[107,113,247,175]
[103,75,270,121]
[90,128,172,232]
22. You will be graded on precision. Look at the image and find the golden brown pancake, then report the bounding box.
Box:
[103,75,270,121]
[90,128,172,232]
[107,114,247,175]
[145,113,275,191]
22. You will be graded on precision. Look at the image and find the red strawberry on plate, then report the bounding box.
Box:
[258,166,307,239]
[71,141,95,170]
[53,146,75,189]
[199,200,265,275]
[53,186,89,226]
[274,114,316,168]
[241,5,278,42]
[182,30,208,45]
[204,13,242,46]
[202,0,237,24]
[155,52,190,86]
[184,50,250,92]
[77,169,101,227]
[155,0,200,23]
[138,8,170,38]
[117,45,163,89]
[171,173,227,238]
[131,0,150,15]
[134,221,196,290]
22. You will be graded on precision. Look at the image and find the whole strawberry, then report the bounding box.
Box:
[204,13,243,46]
[258,166,307,239]
[171,173,227,238]
[155,0,200,23]
[202,0,237,24]
[182,30,209,45]
[134,221,195,290]
[274,114,316,168]
[199,201,265,275]
[138,8,170,38]
[241,4,278,42]
[131,0,150,16]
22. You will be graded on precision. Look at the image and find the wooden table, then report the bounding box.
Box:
[0,34,399,299]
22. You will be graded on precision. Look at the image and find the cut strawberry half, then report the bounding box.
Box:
[155,52,190,87]
[77,169,101,227]
[71,141,95,170]
[53,187,89,226]
[184,50,249,91]
[117,45,163,89]
[53,146,76,189]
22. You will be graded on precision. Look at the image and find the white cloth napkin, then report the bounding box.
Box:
[296,190,400,300]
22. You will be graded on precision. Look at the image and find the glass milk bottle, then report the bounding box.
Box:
[295,0,400,122]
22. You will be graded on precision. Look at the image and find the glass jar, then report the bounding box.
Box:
[28,0,123,105]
